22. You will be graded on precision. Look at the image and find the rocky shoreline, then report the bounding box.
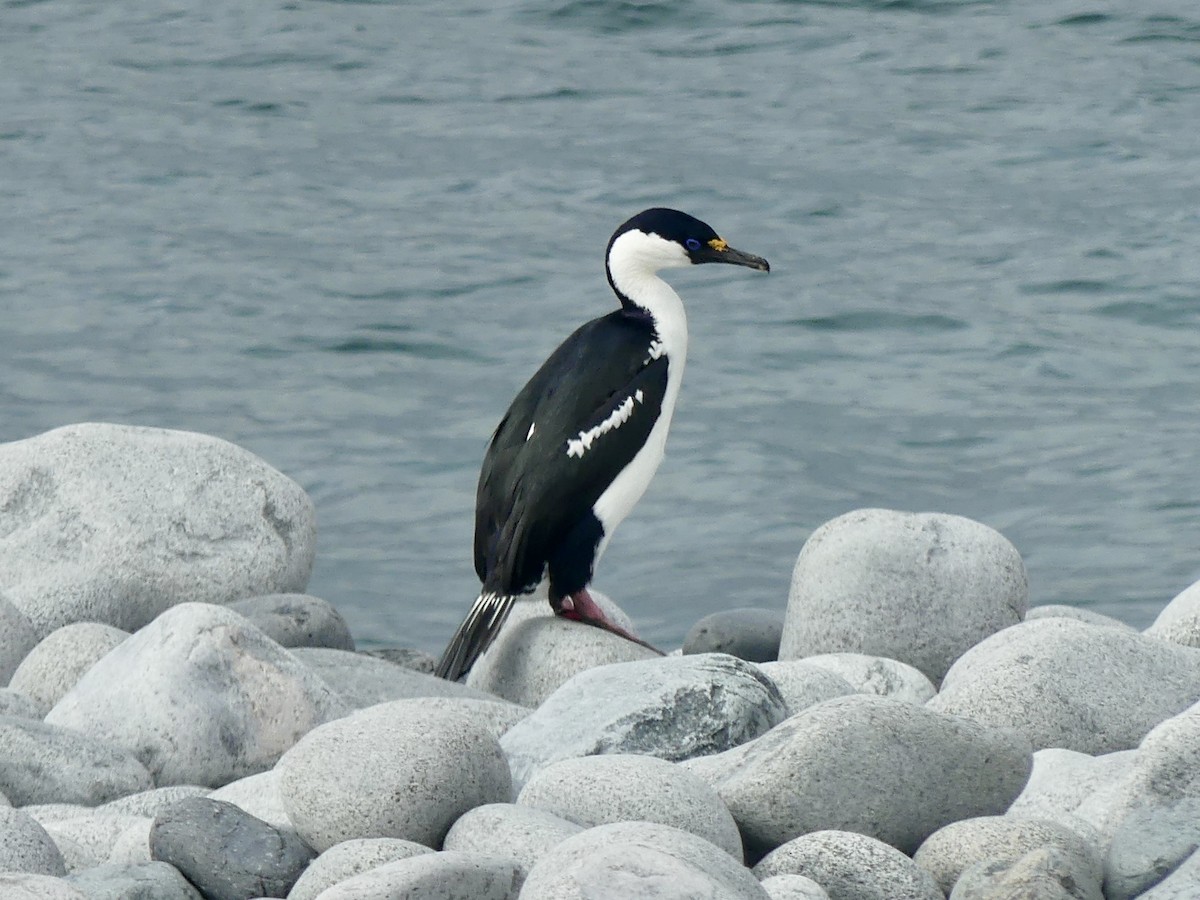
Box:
[2,422,1200,899]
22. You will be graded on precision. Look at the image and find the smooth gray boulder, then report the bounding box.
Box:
[311,851,521,900]
[443,804,582,885]
[0,423,316,638]
[913,815,1102,896]
[519,821,771,900]
[753,661,857,716]
[501,653,786,790]
[950,847,1103,900]
[0,715,153,805]
[45,603,347,786]
[759,874,831,900]
[517,755,742,859]
[0,873,86,900]
[286,838,433,900]
[781,509,1027,683]
[227,593,354,650]
[415,697,530,739]
[278,698,511,851]
[683,694,1031,855]
[0,593,38,685]
[1146,578,1200,648]
[289,646,500,708]
[149,798,315,900]
[362,647,437,673]
[465,594,659,706]
[684,608,784,662]
[0,806,68,876]
[929,617,1200,753]
[8,622,128,709]
[107,818,155,865]
[795,652,937,704]
[753,830,942,900]
[65,861,203,900]
[1024,604,1135,631]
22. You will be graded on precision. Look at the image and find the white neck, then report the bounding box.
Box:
[606,230,690,365]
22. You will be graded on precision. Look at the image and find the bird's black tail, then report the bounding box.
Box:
[434,592,516,681]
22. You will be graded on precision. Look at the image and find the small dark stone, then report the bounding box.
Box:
[362,647,437,674]
[150,798,315,900]
[227,594,355,651]
[683,608,784,662]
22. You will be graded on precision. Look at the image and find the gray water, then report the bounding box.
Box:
[3,0,1199,651]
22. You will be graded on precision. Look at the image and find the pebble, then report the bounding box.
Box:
[277,698,511,851]
[1024,604,1135,631]
[753,830,943,900]
[362,646,437,673]
[519,821,771,900]
[759,873,831,900]
[1073,700,1200,898]
[683,694,1031,856]
[795,652,937,704]
[0,593,38,684]
[950,846,1102,900]
[500,652,786,790]
[0,686,46,720]
[45,602,347,786]
[289,645,499,708]
[0,423,316,638]
[310,850,522,900]
[227,593,355,650]
[781,509,1027,683]
[0,873,86,900]
[64,861,203,900]
[0,715,153,805]
[1006,747,1135,842]
[516,754,743,859]
[42,813,151,872]
[8,622,128,709]
[1145,577,1200,648]
[752,660,857,716]
[0,805,68,876]
[149,797,315,900]
[442,803,582,885]
[929,617,1200,753]
[208,769,293,833]
[286,837,433,900]
[683,607,785,662]
[465,594,660,706]
[912,815,1101,896]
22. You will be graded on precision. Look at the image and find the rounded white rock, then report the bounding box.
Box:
[781,509,1027,684]
[278,698,511,851]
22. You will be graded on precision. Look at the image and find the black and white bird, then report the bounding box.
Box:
[434,208,769,681]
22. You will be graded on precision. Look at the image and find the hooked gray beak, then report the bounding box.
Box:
[700,237,770,272]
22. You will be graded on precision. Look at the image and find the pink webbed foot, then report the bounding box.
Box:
[555,589,664,655]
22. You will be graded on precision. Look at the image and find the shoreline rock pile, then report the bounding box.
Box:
[2,423,1200,899]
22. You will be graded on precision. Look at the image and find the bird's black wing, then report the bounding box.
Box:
[473,310,668,593]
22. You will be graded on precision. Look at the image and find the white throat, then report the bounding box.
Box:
[606,229,690,366]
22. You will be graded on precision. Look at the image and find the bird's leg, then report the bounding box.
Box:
[554,588,665,655]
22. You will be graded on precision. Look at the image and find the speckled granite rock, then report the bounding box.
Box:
[45,602,347,787]
[753,830,942,900]
[781,509,1027,684]
[0,423,316,638]
[227,593,354,650]
[287,838,433,900]
[684,608,784,662]
[8,622,128,709]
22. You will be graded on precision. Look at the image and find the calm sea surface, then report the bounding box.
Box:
[3,0,1199,650]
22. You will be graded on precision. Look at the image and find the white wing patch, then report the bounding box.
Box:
[526,422,536,441]
[566,389,646,459]
[647,339,665,361]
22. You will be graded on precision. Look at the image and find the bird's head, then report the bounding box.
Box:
[606,207,770,277]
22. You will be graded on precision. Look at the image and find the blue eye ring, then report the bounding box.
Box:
[685,238,701,251]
